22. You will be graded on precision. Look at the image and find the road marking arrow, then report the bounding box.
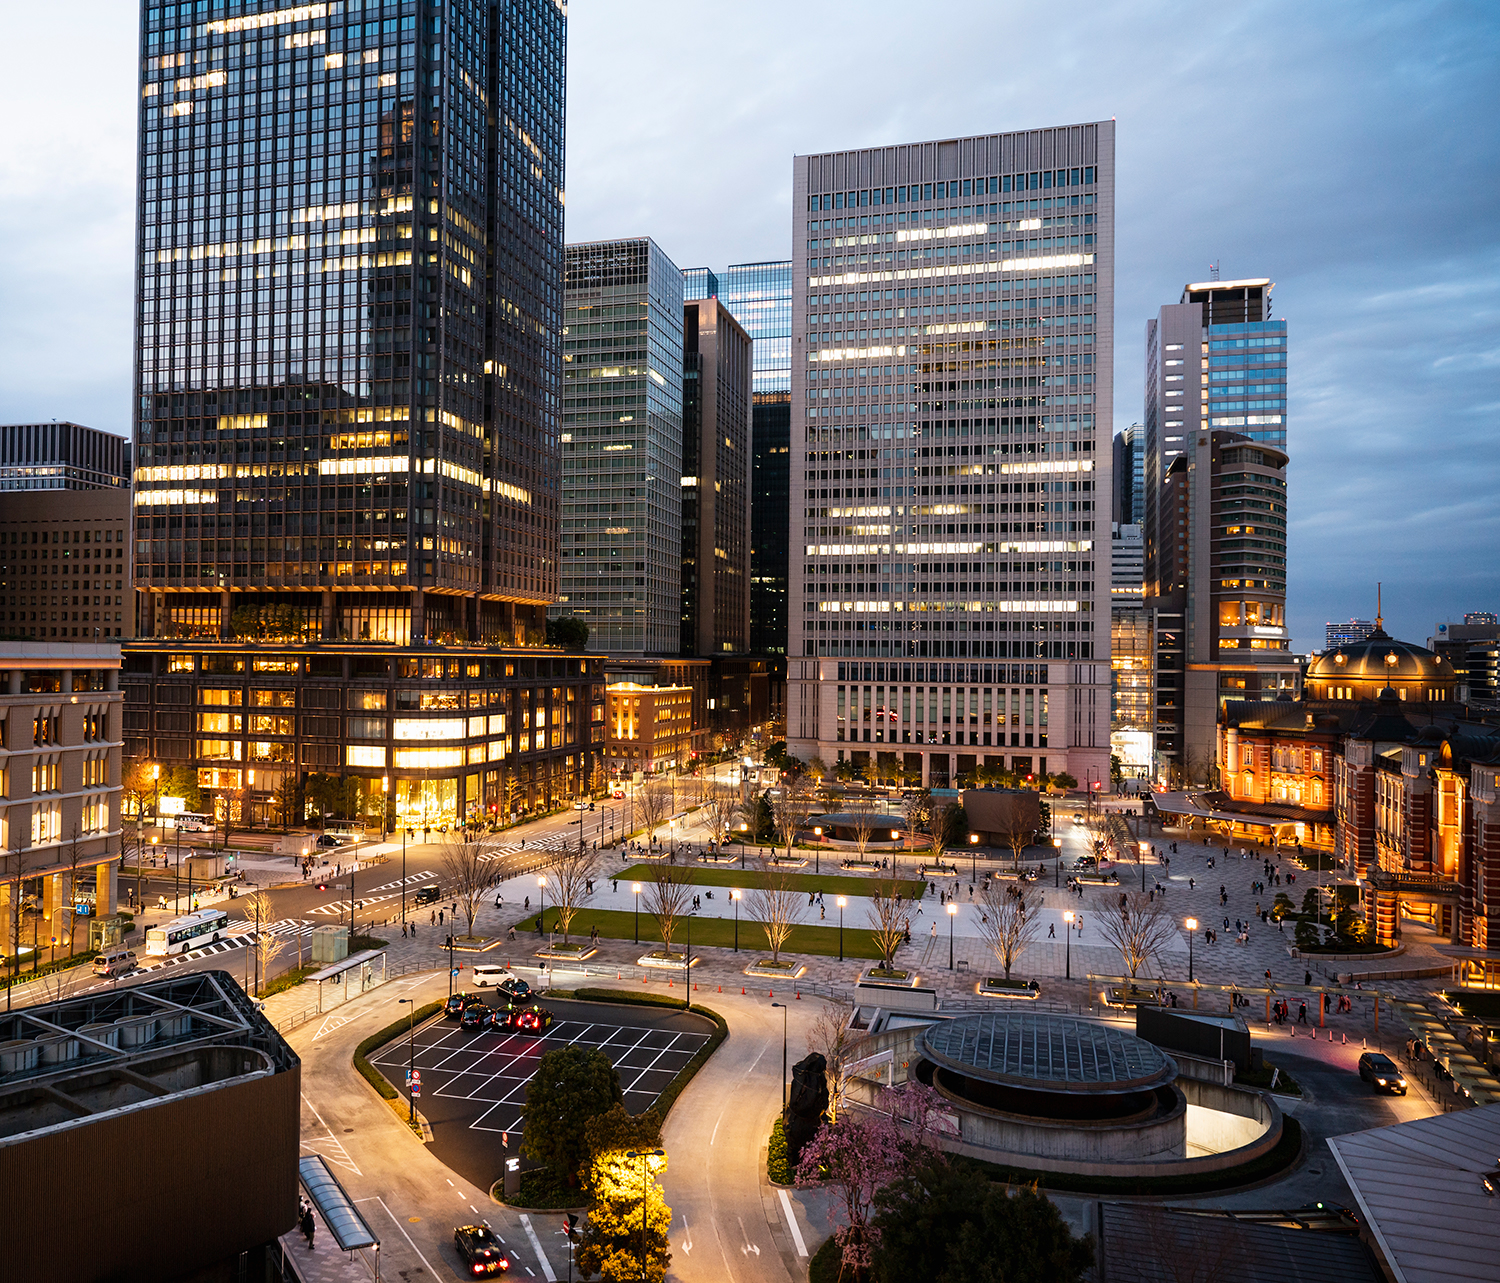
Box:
[738,1216,760,1257]
[679,1212,692,1256]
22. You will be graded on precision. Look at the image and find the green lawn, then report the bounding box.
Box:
[509,906,890,961]
[613,863,926,901]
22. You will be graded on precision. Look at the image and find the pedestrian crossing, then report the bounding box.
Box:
[480,833,575,862]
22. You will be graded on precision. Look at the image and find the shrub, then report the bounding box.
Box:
[767,1118,792,1184]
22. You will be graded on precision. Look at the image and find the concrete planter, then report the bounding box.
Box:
[535,944,598,962]
[744,960,807,980]
[637,951,700,970]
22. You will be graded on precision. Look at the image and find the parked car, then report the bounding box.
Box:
[503,1003,554,1034]
[454,1224,511,1275]
[1358,1051,1408,1095]
[315,834,345,848]
[459,1003,494,1032]
[445,992,484,1020]
[414,885,442,905]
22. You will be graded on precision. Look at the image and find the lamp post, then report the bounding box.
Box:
[381,775,389,845]
[813,826,821,875]
[683,911,694,1007]
[771,1001,788,1110]
[1063,910,1074,979]
[398,997,417,1125]
[1185,917,1198,983]
[447,931,456,998]
[151,763,160,835]
[1139,840,1148,892]
[144,835,157,910]
[632,881,642,945]
[731,887,741,952]
[624,1148,665,1281]
[947,901,957,970]
[537,874,547,937]
[969,832,979,882]
[837,895,846,962]
[1053,835,1062,887]
[400,819,407,926]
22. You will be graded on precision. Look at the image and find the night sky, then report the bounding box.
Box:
[3,0,1495,650]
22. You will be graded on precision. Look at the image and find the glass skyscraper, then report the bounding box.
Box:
[558,238,685,655]
[132,0,566,646]
[786,125,1116,792]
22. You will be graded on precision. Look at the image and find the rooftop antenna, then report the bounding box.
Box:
[1376,582,1383,632]
[1209,260,1220,281]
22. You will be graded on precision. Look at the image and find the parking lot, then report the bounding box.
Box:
[372,996,715,1191]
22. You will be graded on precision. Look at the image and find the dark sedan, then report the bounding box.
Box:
[459,1004,494,1032]
[454,1224,510,1275]
[1358,1051,1408,1095]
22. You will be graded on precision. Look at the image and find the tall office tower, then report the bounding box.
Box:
[1143,279,1284,598]
[1,423,130,491]
[132,0,566,645]
[724,262,793,657]
[680,297,753,655]
[1143,278,1290,785]
[1111,422,1143,524]
[0,423,134,640]
[123,1,598,831]
[787,125,1115,790]
[1326,618,1375,650]
[558,238,685,655]
[681,267,719,302]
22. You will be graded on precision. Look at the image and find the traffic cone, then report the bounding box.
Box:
[742,987,746,995]
[617,971,622,980]
[769,990,773,998]
[796,991,801,999]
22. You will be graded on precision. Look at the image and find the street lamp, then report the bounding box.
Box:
[632,882,642,945]
[837,895,846,962]
[969,832,980,882]
[624,1149,665,1281]
[812,826,822,875]
[398,997,418,1125]
[151,763,160,831]
[771,1001,789,1110]
[1139,840,1149,892]
[1053,835,1063,887]
[537,874,547,937]
[731,887,742,953]
[1063,910,1075,979]
[381,775,389,844]
[947,901,957,970]
[1185,917,1198,983]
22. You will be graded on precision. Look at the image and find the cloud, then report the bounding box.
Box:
[2,0,1497,647]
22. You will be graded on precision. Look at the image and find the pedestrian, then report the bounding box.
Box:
[438,910,444,926]
[410,921,416,937]
[301,1206,316,1250]
[401,922,408,938]
[930,922,936,939]
[1297,1000,1308,1024]
[1304,970,1312,987]
[430,910,436,925]
[1048,923,1055,939]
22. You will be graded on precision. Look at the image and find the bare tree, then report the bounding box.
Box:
[866,879,907,970]
[642,862,694,956]
[1096,889,1179,979]
[745,855,805,962]
[847,794,879,866]
[240,889,284,995]
[926,800,961,868]
[63,824,88,960]
[770,775,816,862]
[900,790,931,871]
[438,831,494,939]
[545,845,599,944]
[976,882,1040,980]
[701,778,739,854]
[806,999,864,1121]
[636,779,675,848]
[994,807,1036,869]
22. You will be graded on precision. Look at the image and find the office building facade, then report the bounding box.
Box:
[1,422,134,642]
[680,298,753,655]
[557,238,684,656]
[132,0,565,646]
[124,0,593,828]
[1111,421,1143,525]
[1326,618,1375,650]
[0,422,130,492]
[1142,279,1292,785]
[787,125,1115,791]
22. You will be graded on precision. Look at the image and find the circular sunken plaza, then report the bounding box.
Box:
[915,1010,1187,1163]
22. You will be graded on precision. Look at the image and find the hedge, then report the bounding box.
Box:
[353,1000,444,1100]
[768,1118,792,1184]
[572,987,728,1118]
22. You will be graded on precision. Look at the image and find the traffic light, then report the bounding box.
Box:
[588,802,595,811]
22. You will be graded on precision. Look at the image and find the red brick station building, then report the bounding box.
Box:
[1198,624,1500,952]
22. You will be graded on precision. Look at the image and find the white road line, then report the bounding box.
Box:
[778,1189,808,1257]
[369,1196,440,1278]
[519,1214,558,1282]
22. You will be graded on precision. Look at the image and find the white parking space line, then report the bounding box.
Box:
[519,1214,557,1282]
[778,1189,808,1257]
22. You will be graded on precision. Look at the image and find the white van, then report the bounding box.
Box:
[92,948,138,977]
[472,965,509,988]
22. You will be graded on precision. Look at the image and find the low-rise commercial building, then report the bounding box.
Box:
[121,641,601,831]
[604,682,693,777]
[1,643,124,966]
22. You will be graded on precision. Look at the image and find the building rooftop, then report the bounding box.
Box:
[920,1012,1176,1095]
[1328,1104,1500,1283]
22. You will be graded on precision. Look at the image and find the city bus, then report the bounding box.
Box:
[173,813,214,834]
[145,908,230,956]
